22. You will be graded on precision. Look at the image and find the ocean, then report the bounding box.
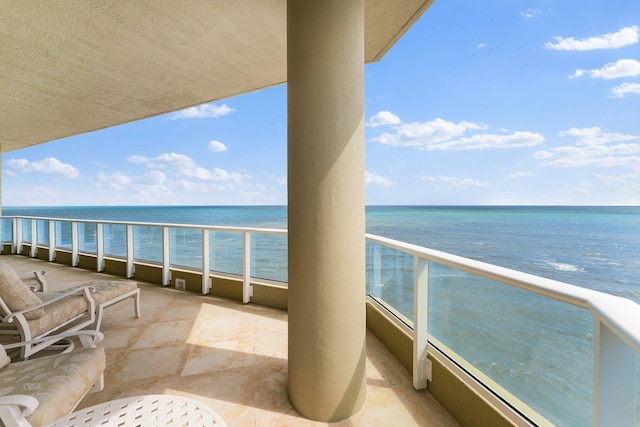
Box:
[3,205,639,426]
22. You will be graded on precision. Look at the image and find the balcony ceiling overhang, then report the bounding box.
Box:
[0,1,434,153]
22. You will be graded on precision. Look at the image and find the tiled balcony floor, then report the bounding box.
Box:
[4,255,459,427]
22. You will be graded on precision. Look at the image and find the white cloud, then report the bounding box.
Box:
[546,25,639,51]
[97,170,167,192]
[373,117,484,146]
[535,127,640,168]
[510,171,535,178]
[611,82,640,98]
[126,152,246,183]
[168,103,235,119]
[533,150,554,160]
[587,61,640,79]
[267,173,287,186]
[477,43,487,49]
[571,69,584,79]
[102,152,265,204]
[596,172,640,184]
[137,170,167,185]
[173,180,210,193]
[5,157,80,179]
[97,171,132,191]
[520,8,542,20]
[437,132,545,151]
[208,140,228,152]
[560,127,638,145]
[126,155,147,164]
[371,115,543,151]
[571,59,640,80]
[368,111,402,127]
[365,172,394,187]
[422,176,490,188]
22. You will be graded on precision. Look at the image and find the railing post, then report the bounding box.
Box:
[162,226,170,286]
[71,222,79,266]
[413,255,430,390]
[202,229,211,294]
[96,223,104,272]
[372,244,382,298]
[30,219,37,258]
[242,231,251,303]
[48,220,55,261]
[593,318,636,426]
[13,218,21,254]
[126,225,134,278]
[0,218,3,255]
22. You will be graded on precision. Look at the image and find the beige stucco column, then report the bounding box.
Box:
[287,0,366,422]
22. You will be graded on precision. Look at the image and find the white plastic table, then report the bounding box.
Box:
[43,395,227,427]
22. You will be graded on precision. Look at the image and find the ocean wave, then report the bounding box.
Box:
[546,261,584,272]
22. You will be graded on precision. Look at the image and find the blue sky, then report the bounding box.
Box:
[3,0,640,206]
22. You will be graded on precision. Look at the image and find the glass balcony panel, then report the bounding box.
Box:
[250,233,288,283]
[55,221,72,249]
[103,224,126,257]
[365,242,414,321]
[170,228,202,269]
[36,220,49,246]
[428,261,594,426]
[0,218,11,242]
[133,225,162,262]
[22,219,31,243]
[209,231,243,276]
[78,223,97,253]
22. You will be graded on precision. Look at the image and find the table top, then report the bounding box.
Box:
[43,394,227,427]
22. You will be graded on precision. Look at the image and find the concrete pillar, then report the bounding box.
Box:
[287,0,366,422]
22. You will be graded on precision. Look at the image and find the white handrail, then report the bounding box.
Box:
[2,215,287,235]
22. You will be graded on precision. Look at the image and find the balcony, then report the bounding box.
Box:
[2,255,458,427]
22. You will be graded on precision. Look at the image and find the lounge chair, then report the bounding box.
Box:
[0,262,97,360]
[0,330,105,427]
[18,269,140,332]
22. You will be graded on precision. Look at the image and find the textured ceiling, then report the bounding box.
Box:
[0,1,433,152]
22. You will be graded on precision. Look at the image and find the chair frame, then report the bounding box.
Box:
[18,271,48,293]
[0,285,97,359]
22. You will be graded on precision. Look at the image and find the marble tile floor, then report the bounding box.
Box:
[3,255,459,427]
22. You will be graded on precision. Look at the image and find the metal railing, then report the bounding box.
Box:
[1,215,638,426]
[367,233,640,426]
[0,216,286,303]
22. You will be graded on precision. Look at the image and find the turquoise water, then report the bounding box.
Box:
[3,205,640,426]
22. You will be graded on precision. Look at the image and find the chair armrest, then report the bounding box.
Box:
[19,270,48,293]
[2,286,96,324]
[2,330,104,351]
[0,394,39,417]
